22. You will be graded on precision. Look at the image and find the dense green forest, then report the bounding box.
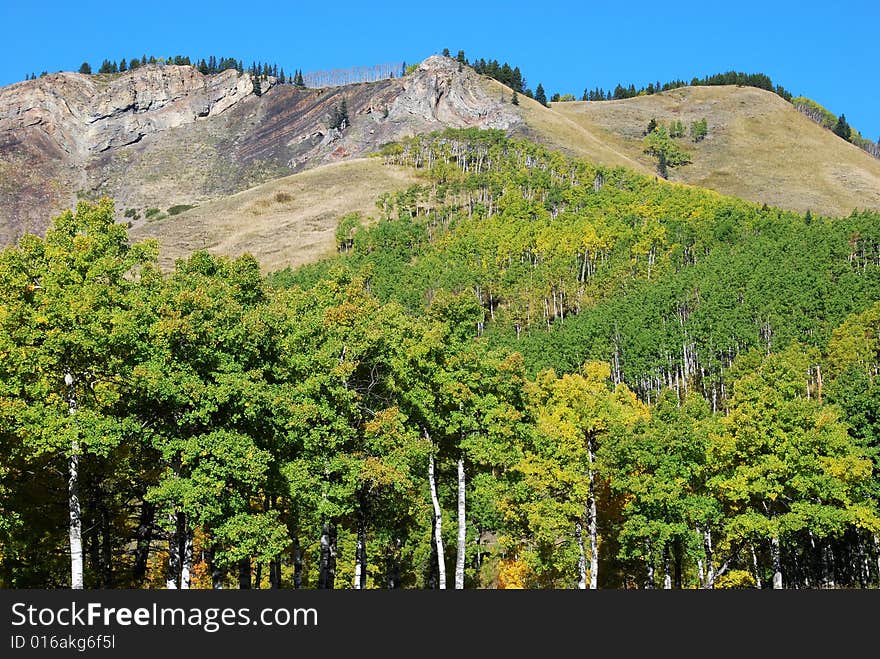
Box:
[2,130,879,589]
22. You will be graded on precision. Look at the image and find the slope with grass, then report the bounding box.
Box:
[130,158,420,272]
[547,85,880,216]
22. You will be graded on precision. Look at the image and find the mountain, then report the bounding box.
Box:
[0,56,517,244]
[3,55,880,268]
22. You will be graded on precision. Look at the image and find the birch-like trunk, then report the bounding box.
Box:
[575,522,587,589]
[663,544,672,589]
[180,521,193,590]
[586,434,598,590]
[455,457,466,590]
[771,536,783,589]
[166,512,181,589]
[751,545,763,589]
[65,371,84,590]
[703,528,715,589]
[427,449,446,589]
[354,511,367,590]
[319,522,337,589]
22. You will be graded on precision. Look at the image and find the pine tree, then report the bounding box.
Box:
[119,59,127,72]
[78,62,92,75]
[511,91,519,105]
[832,114,851,142]
[442,48,450,57]
[252,75,262,97]
[645,118,657,135]
[535,83,547,107]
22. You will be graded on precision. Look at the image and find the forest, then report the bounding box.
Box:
[1,129,879,589]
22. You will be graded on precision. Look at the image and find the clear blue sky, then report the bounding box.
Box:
[2,1,878,140]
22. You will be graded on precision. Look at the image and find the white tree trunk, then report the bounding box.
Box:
[575,522,587,590]
[65,371,83,590]
[586,435,598,590]
[427,451,446,589]
[771,536,783,589]
[703,528,715,589]
[751,545,763,589]
[455,457,466,590]
[180,521,193,589]
[166,513,179,589]
[353,536,363,590]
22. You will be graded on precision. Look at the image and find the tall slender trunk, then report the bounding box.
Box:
[292,538,302,589]
[703,528,715,589]
[254,562,263,589]
[207,544,223,589]
[354,507,367,590]
[455,457,466,590]
[238,558,251,589]
[65,371,84,590]
[319,522,337,589]
[771,536,783,589]
[427,449,446,589]
[663,544,672,589]
[132,500,155,586]
[586,434,598,590]
[645,540,654,589]
[180,520,193,590]
[165,512,180,589]
[100,501,113,588]
[575,522,587,589]
[751,544,763,589]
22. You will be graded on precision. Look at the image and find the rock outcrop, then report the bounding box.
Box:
[0,56,520,243]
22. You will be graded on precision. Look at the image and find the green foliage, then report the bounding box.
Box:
[535,83,547,107]
[643,125,692,176]
[167,204,195,216]
[3,132,880,590]
[833,114,852,142]
[690,118,708,142]
[144,207,161,219]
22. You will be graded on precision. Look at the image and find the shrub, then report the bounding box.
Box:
[167,204,196,216]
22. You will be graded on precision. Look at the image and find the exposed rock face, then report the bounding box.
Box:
[0,56,520,243]
[387,55,518,129]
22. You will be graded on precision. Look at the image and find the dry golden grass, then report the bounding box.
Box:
[549,86,880,216]
[479,77,649,172]
[130,158,420,272]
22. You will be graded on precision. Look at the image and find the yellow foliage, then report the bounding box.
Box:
[714,570,756,589]
[497,558,530,589]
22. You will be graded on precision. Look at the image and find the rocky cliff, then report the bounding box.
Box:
[0,55,520,243]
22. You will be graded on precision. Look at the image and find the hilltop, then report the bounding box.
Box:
[3,55,880,269]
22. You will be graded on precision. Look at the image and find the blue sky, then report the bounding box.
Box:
[2,1,878,140]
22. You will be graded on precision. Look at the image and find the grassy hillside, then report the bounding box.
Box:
[548,85,880,216]
[130,158,420,272]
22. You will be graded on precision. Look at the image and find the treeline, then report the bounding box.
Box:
[441,48,530,97]
[578,70,793,102]
[70,55,306,86]
[2,194,879,591]
[793,96,880,159]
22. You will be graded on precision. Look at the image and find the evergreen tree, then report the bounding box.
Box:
[78,62,92,75]
[511,91,519,105]
[252,74,262,97]
[833,114,852,141]
[118,59,127,72]
[645,118,657,135]
[442,48,450,57]
[535,83,547,107]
